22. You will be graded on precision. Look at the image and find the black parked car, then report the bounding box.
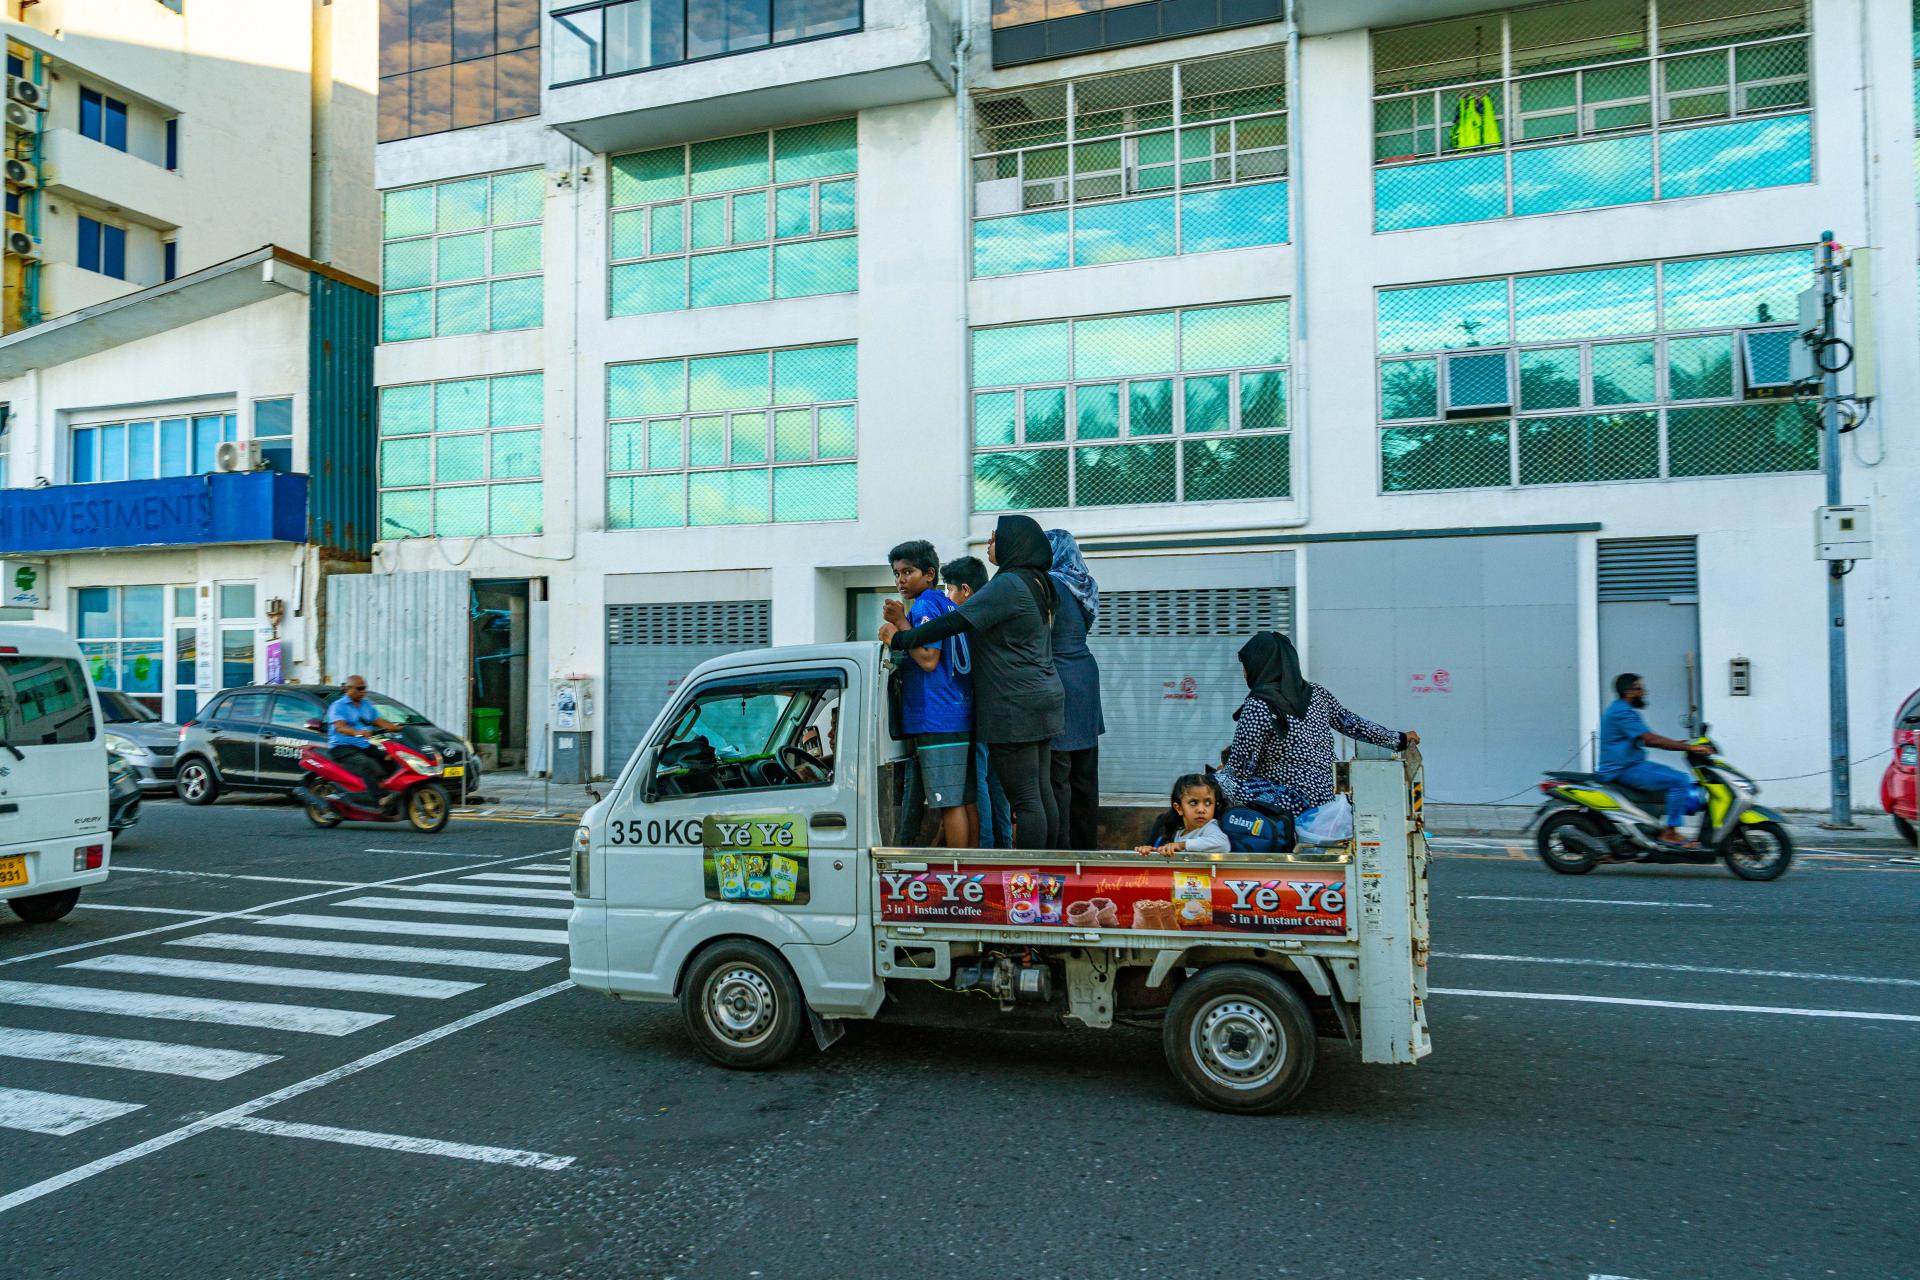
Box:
[173,685,479,805]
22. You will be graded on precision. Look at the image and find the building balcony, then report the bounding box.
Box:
[0,472,309,555]
[545,0,954,153]
[39,128,188,231]
[37,262,141,316]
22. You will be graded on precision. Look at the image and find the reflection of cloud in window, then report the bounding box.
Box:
[1658,115,1811,197]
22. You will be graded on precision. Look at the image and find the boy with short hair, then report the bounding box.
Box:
[941,555,1011,850]
[890,541,977,848]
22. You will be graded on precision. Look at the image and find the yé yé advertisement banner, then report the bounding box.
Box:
[703,815,810,905]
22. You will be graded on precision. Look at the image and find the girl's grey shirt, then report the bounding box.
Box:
[1049,593,1105,753]
[895,573,1064,745]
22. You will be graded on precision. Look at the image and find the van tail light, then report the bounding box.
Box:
[74,844,105,872]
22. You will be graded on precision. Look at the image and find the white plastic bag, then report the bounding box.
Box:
[1293,794,1354,846]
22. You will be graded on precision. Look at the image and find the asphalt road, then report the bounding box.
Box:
[1,798,1915,1280]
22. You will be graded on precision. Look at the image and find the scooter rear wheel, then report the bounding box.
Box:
[407,782,451,834]
[304,781,343,828]
[1536,810,1607,875]
[1724,820,1792,881]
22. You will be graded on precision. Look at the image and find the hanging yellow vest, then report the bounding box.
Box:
[1450,93,1501,150]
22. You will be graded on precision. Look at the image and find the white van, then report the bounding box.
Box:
[0,622,112,924]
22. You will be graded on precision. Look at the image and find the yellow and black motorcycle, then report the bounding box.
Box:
[1530,732,1793,881]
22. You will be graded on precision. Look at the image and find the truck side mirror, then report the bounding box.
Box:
[638,745,659,803]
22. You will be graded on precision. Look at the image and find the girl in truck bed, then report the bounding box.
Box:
[1137,773,1231,855]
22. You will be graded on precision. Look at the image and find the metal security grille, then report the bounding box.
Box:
[1597,537,1698,601]
[1093,586,1291,795]
[604,600,772,766]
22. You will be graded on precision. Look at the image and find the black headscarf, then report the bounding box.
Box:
[993,514,1058,621]
[1237,631,1311,723]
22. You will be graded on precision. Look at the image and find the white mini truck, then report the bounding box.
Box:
[569,643,1431,1113]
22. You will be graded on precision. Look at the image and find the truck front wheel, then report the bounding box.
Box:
[1163,964,1316,1114]
[681,940,805,1071]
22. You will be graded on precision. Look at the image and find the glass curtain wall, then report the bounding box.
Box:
[380,0,541,142]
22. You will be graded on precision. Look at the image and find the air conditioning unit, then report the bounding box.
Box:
[973,177,1022,217]
[7,78,46,111]
[215,439,263,472]
[4,101,34,131]
[4,159,37,187]
[5,230,39,260]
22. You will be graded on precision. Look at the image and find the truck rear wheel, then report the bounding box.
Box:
[681,940,805,1071]
[9,888,81,924]
[1162,964,1315,1114]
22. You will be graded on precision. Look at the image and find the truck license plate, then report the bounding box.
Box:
[442,765,464,777]
[0,856,27,890]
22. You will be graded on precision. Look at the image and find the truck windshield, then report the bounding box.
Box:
[669,691,791,760]
[0,656,98,746]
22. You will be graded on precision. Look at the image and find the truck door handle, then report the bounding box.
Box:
[810,812,847,830]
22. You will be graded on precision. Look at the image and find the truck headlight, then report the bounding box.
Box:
[571,824,591,898]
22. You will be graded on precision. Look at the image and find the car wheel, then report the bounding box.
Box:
[9,888,82,924]
[175,758,219,806]
[1894,815,1918,848]
[1162,964,1317,1114]
[680,940,806,1071]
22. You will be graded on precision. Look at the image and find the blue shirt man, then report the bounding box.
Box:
[1599,673,1704,844]
[902,589,972,735]
[328,692,380,748]
[326,676,398,797]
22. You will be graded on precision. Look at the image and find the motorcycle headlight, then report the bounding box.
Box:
[393,747,435,774]
[104,733,139,756]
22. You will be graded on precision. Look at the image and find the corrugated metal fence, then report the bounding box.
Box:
[325,570,471,736]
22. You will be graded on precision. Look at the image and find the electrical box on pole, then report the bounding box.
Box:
[1814,504,1872,561]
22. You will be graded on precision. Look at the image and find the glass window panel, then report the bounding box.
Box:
[1666,334,1734,399]
[613,148,688,208]
[436,283,489,336]
[1667,401,1817,477]
[435,379,488,432]
[436,434,487,482]
[610,360,687,418]
[1519,347,1583,410]
[1127,380,1174,435]
[1023,387,1066,443]
[79,641,116,689]
[1380,421,1513,491]
[1511,135,1655,216]
[972,446,1067,511]
[436,177,489,232]
[609,473,687,529]
[731,190,769,244]
[223,414,239,444]
[1075,383,1121,440]
[381,384,433,435]
[773,119,857,182]
[773,344,856,404]
[99,424,126,481]
[610,259,687,315]
[773,237,857,299]
[490,374,543,426]
[1180,302,1289,371]
[1076,441,1175,506]
[647,419,683,470]
[1076,311,1177,380]
[120,586,163,637]
[71,429,96,482]
[817,179,856,232]
[1178,181,1288,254]
[972,322,1069,387]
[490,277,543,330]
[686,415,727,467]
[253,401,293,439]
[1446,351,1511,409]
[173,587,196,618]
[1377,278,1509,352]
[75,588,115,638]
[218,583,255,620]
[817,405,857,458]
[973,209,1071,278]
[1514,265,1657,342]
[491,225,540,274]
[436,231,487,282]
[192,416,224,473]
[1740,328,1794,386]
[774,409,813,460]
[690,246,771,307]
[608,420,647,471]
[1517,411,1659,485]
[649,204,684,255]
[689,468,770,525]
[126,422,155,480]
[1184,433,1290,503]
[690,352,770,410]
[220,629,255,688]
[433,486,488,537]
[381,437,432,486]
[382,290,433,342]
[1657,114,1811,199]
[974,392,1017,447]
[118,639,162,694]
[490,430,542,479]
[773,462,856,522]
[774,185,813,238]
[384,187,435,240]
[1590,341,1657,405]
[731,412,768,463]
[381,488,432,539]
[1662,250,1813,331]
[489,482,543,535]
[691,133,771,195]
[383,238,434,289]
[690,197,729,249]
[1183,375,1229,433]
[159,417,190,474]
[492,170,543,225]
[1240,369,1286,430]
[1071,196,1175,267]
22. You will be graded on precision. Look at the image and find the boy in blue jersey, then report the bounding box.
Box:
[942,555,1010,849]
[889,541,978,848]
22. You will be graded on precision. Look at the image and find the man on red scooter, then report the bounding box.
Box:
[329,676,401,806]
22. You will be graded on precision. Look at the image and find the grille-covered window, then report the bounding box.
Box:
[378,372,545,538]
[381,170,543,342]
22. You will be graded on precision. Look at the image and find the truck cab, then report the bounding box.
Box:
[0,622,112,924]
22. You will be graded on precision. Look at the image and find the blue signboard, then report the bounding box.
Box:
[0,472,308,554]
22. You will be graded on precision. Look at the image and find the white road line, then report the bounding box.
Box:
[75,904,217,917]
[0,1086,144,1137]
[460,873,569,884]
[1430,987,1920,1024]
[361,848,493,858]
[393,882,573,901]
[170,933,558,972]
[219,1117,574,1171]
[0,1027,280,1080]
[1436,951,1920,989]
[522,863,567,870]
[1458,894,1714,909]
[0,980,390,1037]
[113,867,360,887]
[336,896,573,921]
[0,979,573,1216]
[257,914,568,945]
[63,955,481,1001]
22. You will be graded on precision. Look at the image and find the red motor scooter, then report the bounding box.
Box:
[295,734,456,833]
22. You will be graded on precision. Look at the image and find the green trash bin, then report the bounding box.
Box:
[471,707,503,745]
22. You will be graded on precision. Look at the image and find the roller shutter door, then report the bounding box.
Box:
[605,600,771,769]
[1091,587,1292,796]
[1597,537,1701,738]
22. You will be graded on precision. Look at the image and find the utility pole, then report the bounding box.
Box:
[1817,230,1853,828]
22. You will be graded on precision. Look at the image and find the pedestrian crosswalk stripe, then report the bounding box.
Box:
[171,933,559,971]
[256,914,569,944]
[63,955,481,1001]
[335,897,573,922]
[522,863,567,870]
[0,1085,144,1136]
[461,873,569,884]
[393,882,573,901]
[0,980,390,1037]
[0,1026,281,1080]
[220,1117,575,1171]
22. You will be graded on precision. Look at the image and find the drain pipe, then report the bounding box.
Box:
[1282,0,1309,536]
[953,0,974,502]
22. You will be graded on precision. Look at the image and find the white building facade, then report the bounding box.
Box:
[0,0,378,731]
[366,0,1916,809]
